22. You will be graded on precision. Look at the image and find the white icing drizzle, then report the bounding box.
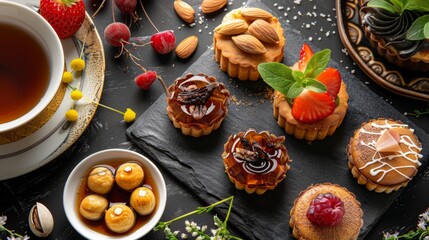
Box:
[358,120,422,183]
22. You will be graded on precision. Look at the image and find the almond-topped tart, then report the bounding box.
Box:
[348,118,423,193]
[259,43,349,141]
[222,129,291,194]
[213,7,285,81]
[290,183,363,240]
[166,73,230,137]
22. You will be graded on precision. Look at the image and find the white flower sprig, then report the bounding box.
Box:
[0,215,30,240]
[154,196,243,240]
[383,208,429,240]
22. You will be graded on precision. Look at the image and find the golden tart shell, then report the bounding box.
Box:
[289,183,363,240]
[166,73,230,137]
[213,8,285,81]
[222,129,291,194]
[347,118,423,193]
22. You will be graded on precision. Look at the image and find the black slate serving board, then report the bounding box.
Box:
[126,1,429,239]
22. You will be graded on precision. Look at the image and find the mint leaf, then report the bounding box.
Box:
[304,78,327,93]
[424,22,429,38]
[390,0,405,12]
[406,15,429,40]
[404,0,429,12]
[292,70,305,83]
[304,49,331,79]
[258,62,294,96]
[287,82,303,99]
[367,0,397,13]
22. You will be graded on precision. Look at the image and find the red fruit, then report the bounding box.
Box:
[134,71,157,90]
[150,30,176,54]
[115,0,137,14]
[306,192,344,227]
[297,43,314,71]
[291,90,335,123]
[316,67,342,98]
[104,22,131,47]
[40,0,86,39]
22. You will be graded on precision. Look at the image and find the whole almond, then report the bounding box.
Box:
[214,19,248,35]
[175,35,198,59]
[231,34,266,55]
[201,0,227,14]
[241,7,273,21]
[174,0,195,23]
[248,19,279,44]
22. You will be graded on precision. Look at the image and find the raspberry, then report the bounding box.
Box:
[134,71,157,90]
[150,30,176,54]
[306,192,344,227]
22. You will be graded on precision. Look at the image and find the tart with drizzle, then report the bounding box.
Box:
[222,129,291,194]
[347,118,423,193]
[166,73,230,137]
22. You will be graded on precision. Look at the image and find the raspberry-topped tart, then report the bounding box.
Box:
[166,73,230,137]
[258,43,349,141]
[289,183,363,240]
[348,118,423,193]
[222,129,291,194]
[213,7,286,81]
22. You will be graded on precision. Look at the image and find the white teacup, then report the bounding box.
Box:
[0,0,64,132]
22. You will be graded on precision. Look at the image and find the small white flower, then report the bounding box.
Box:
[173,230,180,236]
[211,229,218,236]
[201,225,207,232]
[185,226,192,232]
[0,215,7,225]
[418,220,427,231]
[185,220,190,226]
[196,236,204,240]
[424,236,429,240]
[191,221,197,227]
[192,231,198,237]
[181,233,188,239]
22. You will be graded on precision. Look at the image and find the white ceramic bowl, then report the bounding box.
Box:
[63,149,167,240]
[0,0,64,132]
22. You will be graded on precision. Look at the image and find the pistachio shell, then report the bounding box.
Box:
[28,202,54,237]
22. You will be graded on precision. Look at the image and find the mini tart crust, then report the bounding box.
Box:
[359,0,429,72]
[347,119,422,193]
[213,8,286,81]
[273,82,349,141]
[222,129,291,195]
[166,73,230,137]
[289,183,363,240]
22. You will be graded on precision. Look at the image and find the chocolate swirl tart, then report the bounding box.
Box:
[166,73,230,137]
[348,119,423,193]
[359,0,429,72]
[222,129,291,194]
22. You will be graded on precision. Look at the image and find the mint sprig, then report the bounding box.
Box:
[406,15,429,40]
[258,49,330,99]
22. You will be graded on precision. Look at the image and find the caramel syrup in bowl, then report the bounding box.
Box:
[0,23,50,123]
[76,161,159,236]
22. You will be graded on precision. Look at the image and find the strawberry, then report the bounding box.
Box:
[291,90,335,123]
[40,0,86,39]
[293,43,314,71]
[316,67,342,98]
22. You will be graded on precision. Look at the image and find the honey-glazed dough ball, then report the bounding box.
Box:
[130,187,156,216]
[87,166,115,194]
[79,194,109,220]
[104,204,136,233]
[115,162,144,191]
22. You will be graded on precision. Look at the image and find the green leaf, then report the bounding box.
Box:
[303,78,327,93]
[292,70,305,83]
[390,0,404,12]
[406,15,429,40]
[404,0,429,12]
[287,82,304,99]
[304,49,331,79]
[424,22,429,38]
[258,62,294,96]
[367,0,398,13]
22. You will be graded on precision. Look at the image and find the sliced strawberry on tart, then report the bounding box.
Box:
[258,43,349,141]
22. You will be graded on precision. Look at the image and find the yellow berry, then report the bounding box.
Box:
[71,58,85,71]
[65,109,79,121]
[70,89,83,101]
[62,71,73,83]
[123,108,136,123]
